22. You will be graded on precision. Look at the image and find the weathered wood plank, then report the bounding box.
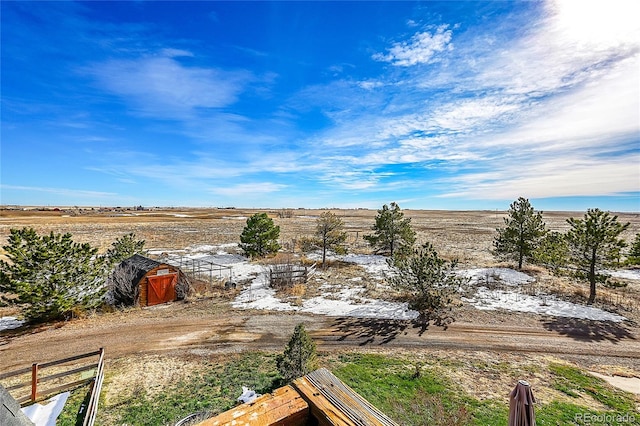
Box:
[195,385,309,426]
[293,368,399,426]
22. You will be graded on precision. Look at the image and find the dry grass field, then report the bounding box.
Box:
[2,207,638,261]
[2,207,638,316]
[1,207,639,425]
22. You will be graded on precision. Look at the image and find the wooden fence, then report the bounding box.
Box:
[270,264,314,288]
[0,348,105,425]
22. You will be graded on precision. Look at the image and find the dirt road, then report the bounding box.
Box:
[1,300,638,372]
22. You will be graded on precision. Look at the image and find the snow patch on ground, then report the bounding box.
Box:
[152,247,628,323]
[306,252,390,276]
[231,273,418,320]
[0,316,24,331]
[463,288,626,322]
[184,243,239,254]
[148,243,239,258]
[343,254,390,276]
[461,268,626,322]
[459,268,534,286]
[604,269,640,281]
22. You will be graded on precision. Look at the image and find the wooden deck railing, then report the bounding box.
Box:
[0,348,105,424]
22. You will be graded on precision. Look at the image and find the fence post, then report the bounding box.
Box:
[31,363,39,402]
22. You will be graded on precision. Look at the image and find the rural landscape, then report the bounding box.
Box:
[1,204,639,425]
[2,1,639,424]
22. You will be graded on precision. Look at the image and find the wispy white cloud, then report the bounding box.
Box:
[8,0,637,208]
[209,182,286,196]
[440,155,640,200]
[302,0,640,200]
[160,48,194,58]
[86,52,252,118]
[373,25,453,66]
[357,80,385,90]
[1,185,116,198]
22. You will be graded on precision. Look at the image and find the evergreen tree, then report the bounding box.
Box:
[566,209,629,304]
[314,211,348,267]
[364,202,416,258]
[532,231,569,273]
[0,228,108,322]
[239,213,281,258]
[627,233,640,266]
[276,323,317,383]
[493,197,547,270]
[386,242,466,326]
[105,233,146,266]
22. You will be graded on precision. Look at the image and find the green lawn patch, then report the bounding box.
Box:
[331,353,507,426]
[92,353,639,426]
[540,363,639,425]
[98,352,281,426]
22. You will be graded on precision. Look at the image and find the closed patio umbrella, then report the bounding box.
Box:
[509,380,536,426]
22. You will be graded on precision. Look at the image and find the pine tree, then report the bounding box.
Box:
[533,231,569,273]
[105,233,146,266]
[315,211,348,267]
[627,233,640,266]
[0,228,108,322]
[566,209,629,304]
[386,242,466,326]
[276,323,317,383]
[364,202,416,258]
[493,197,547,270]
[239,213,281,258]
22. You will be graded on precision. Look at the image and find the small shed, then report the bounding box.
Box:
[107,254,190,307]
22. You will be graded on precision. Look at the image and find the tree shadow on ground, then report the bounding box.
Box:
[0,321,55,344]
[329,317,414,345]
[540,316,636,343]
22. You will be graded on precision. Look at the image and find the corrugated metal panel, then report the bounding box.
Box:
[293,368,399,426]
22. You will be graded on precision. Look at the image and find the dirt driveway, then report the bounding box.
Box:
[1,299,638,372]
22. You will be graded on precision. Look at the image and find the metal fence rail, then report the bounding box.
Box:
[153,254,234,287]
[0,348,105,424]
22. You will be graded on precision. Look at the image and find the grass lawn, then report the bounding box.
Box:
[62,351,639,426]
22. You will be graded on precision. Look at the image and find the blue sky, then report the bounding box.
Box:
[1,1,639,211]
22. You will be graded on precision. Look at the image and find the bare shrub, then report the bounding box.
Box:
[106,262,141,306]
[298,236,318,253]
[573,288,587,300]
[289,284,306,297]
[278,208,294,218]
